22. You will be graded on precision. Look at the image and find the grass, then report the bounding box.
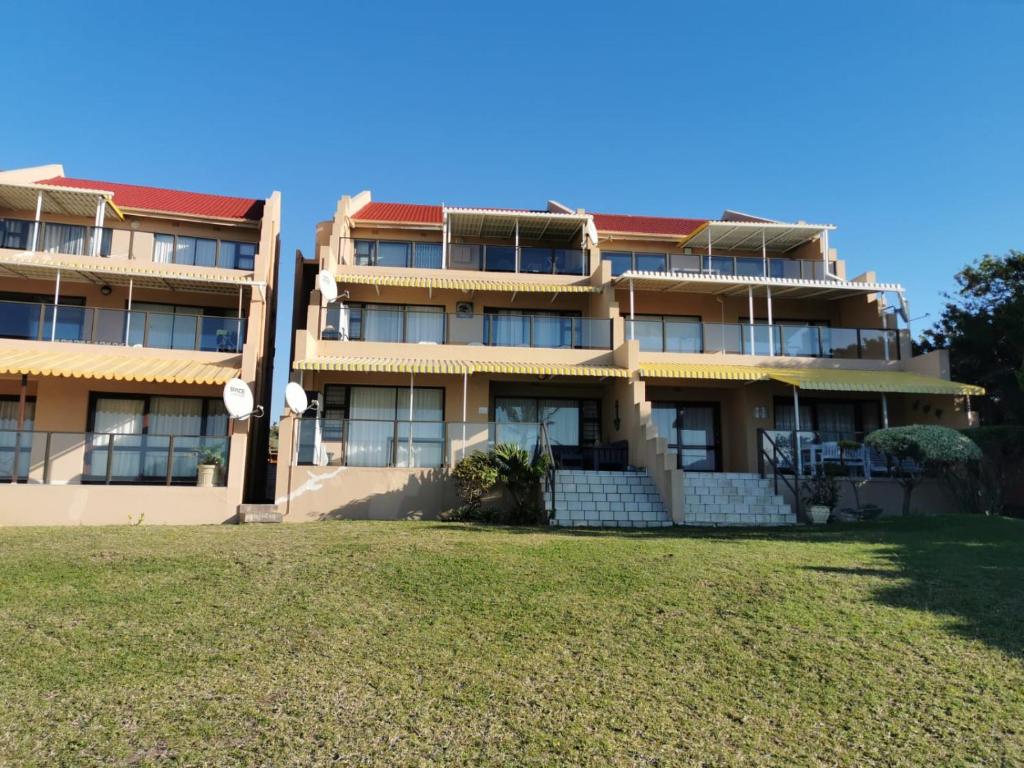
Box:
[1,516,1022,767]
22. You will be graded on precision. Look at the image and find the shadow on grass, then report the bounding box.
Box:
[426,515,1024,658]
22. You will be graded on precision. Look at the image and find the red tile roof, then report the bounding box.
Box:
[591,212,706,237]
[37,177,264,221]
[351,201,443,225]
[350,200,709,238]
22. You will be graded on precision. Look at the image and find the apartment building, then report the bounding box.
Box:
[276,192,982,526]
[0,165,280,525]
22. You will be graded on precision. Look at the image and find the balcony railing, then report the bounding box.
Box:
[0,430,229,485]
[0,300,246,353]
[758,429,921,479]
[323,308,611,349]
[0,217,111,257]
[610,252,831,280]
[629,318,902,360]
[448,244,587,275]
[296,420,546,469]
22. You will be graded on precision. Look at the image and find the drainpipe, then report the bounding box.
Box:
[124,279,134,345]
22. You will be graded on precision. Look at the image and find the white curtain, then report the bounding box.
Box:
[0,400,35,479]
[363,306,403,342]
[405,307,445,344]
[532,314,571,348]
[91,398,144,478]
[488,312,529,347]
[347,387,397,466]
[153,235,175,264]
[148,397,203,478]
[43,224,86,255]
[632,318,665,352]
[817,403,857,441]
[395,389,443,467]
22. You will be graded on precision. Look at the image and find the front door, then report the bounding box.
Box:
[652,402,721,472]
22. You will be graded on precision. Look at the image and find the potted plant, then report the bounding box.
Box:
[196,448,223,487]
[802,466,839,524]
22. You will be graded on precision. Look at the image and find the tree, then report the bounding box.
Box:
[865,425,982,515]
[920,251,1024,424]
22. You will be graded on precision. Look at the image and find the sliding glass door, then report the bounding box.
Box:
[651,402,721,472]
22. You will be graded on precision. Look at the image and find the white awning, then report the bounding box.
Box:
[0,181,123,220]
[683,220,833,253]
[444,207,588,242]
[614,271,902,300]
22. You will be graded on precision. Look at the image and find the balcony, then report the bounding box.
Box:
[629,318,902,360]
[0,300,246,353]
[323,307,611,350]
[352,238,588,276]
[0,216,111,256]
[0,430,229,485]
[606,250,830,280]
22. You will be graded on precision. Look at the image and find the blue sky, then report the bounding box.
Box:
[2,0,1021,419]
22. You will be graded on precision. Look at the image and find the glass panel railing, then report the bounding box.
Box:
[0,430,229,485]
[659,254,834,281]
[412,243,442,269]
[0,218,112,256]
[0,300,245,352]
[627,318,901,360]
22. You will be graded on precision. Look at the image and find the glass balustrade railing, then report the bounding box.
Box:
[322,308,612,349]
[0,300,245,352]
[628,319,901,360]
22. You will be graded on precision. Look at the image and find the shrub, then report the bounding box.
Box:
[955,426,1024,516]
[197,448,224,467]
[866,425,982,515]
[491,443,551,525]
[450,452,500,520]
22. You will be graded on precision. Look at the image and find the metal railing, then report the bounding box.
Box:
[537,422,557,518]
[628,318,902,360]
[757,430,803,521]
[760,429,921,479]
[323,308,612,349]
[0,430,229,485]
[0,299,246,352]
[670,254,829,279]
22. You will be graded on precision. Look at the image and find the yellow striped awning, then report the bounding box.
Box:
[294,357,472,374]
[335,272,600,293]
[295,357,628,378]
[765,368,986,395]
[0,349,240,385]
[638,362,985,395]
[638,363,771,381]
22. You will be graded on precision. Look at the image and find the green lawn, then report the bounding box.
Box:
[1,517,1022,767]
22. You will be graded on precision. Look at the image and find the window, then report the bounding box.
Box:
[484,245,516,272]
[483,309,583,348]
[43,224,87,255]
[352,240,443,269]
[354,240,376,265]
[153,234,255,269]
[327,303,445,343]
[634,252,667,272]
[377,242,410,267]
[86,395,228,483]
[494,397,601,451]
[0,219,31,250]
[0,396,35,482]
[773,398,878,442]
[128,303,239,352]
[220,241,256,270]
[339,385,444,468]
[602,251,633,276]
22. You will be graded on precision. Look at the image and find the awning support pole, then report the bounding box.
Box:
[747,285,755,355]
[92,196,104,256]
[407,372,415,468]
[31,192,43,251]
[881,393,889,429]
[628,278,635,340]
[237,286,244,350]
[514,219,520,273]
[793,386,803,476]
[124,279,134,345]
[441,211,447,269]
[766,285,775,356]
[50,270,61,341]
[13,374,27,482]
[762,230,767,277]
[461,370,468,463]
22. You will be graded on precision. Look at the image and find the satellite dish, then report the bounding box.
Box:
[897,294,911,324]
[223,377,255,419]
[317,271,338,305]
[585,218,599,245]
[284,382,309,416]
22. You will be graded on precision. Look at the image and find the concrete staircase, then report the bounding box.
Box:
[681,473,796,526]
[547,469,673,528]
